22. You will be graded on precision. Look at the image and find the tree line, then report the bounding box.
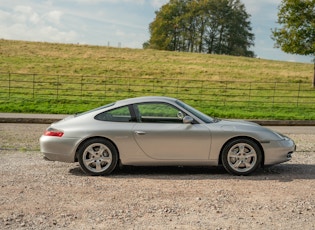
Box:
[144,0,255,57]
[145,0,315,87]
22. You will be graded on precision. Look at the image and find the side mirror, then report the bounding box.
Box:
[183,116,194,124]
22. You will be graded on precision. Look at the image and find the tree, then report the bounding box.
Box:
[145,0,255,57]
[227,0,255,56]
[272,0,315,87]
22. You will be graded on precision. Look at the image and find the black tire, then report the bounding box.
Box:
[78,138,118,176]
[221,138,262,176]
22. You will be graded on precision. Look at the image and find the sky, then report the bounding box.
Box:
[0,0,312,63]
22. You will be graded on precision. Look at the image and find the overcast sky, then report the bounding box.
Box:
[0,0,312,63]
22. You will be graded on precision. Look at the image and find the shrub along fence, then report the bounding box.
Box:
[0,72,314,112]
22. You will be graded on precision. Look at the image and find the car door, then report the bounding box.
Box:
[132,102,211,160]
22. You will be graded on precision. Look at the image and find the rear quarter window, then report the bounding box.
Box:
[95,106,132,122]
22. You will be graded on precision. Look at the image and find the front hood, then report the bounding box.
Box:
[208,119,284,141]
[216,119,261,130]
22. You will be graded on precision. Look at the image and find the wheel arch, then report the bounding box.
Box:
[74,136,120,162]
[218,136,265,167]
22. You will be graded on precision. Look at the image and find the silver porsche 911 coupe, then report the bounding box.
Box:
[40,96,295,176]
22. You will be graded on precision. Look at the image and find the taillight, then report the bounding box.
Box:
[44,128,64,137]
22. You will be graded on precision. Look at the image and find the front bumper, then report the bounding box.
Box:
[262,137,296,165]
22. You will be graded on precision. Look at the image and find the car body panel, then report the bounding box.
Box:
[133,123,211,160]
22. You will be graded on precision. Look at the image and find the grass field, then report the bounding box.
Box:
[0,39,314,120]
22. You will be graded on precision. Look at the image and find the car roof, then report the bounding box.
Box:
[114,96,178,107]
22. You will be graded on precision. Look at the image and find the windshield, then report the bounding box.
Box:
[75,103,115,117]
[175,100,214,123]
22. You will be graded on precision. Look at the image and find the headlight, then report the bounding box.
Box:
[275,132,290,140]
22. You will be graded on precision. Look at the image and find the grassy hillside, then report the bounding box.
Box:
[0,39,314,119]
[1,39,313,81]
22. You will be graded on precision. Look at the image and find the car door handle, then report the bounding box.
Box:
[135,131,146,135]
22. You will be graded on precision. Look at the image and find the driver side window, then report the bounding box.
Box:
[136,103,184,123]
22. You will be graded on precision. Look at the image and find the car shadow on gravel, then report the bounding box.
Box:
[68,163,315,181]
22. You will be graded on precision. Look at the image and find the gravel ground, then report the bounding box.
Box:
[0,123,314,230]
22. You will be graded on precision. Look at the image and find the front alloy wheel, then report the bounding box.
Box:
[222,138,262,176]
[78,138,118,176]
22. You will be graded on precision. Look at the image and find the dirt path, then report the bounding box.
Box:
[0,124,314,229]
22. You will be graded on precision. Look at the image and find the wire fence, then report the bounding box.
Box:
[0,72,314,111]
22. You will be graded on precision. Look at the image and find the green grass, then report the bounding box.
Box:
[0,39,314,120]
[1,98,313,120]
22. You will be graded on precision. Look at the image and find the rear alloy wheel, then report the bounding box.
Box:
[78,138,118,176]
[222,138,262,176]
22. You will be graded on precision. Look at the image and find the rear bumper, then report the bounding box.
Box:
[39,135,80,163]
